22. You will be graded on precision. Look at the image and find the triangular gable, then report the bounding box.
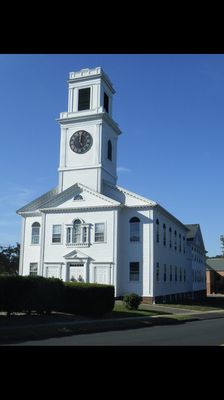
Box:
[63,249,92,259]
[186,224,205,251]
[195,226,206,251]
[40,183,120,210]
[103,182,157,207]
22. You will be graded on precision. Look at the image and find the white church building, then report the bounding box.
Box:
[17,67,206,303]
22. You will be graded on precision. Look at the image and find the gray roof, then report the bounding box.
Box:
[16,187,59,214]
[185,224,200,240]
[206,258,224,271]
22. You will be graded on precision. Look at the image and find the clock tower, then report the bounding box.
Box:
[57,67,121,194]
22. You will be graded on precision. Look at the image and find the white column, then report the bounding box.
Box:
[113,209,118,296]
[19,217,26,276]
[39,212,46,276]
[150,209,155,301]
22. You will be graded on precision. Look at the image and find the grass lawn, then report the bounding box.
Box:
[111,303,172,318]
[156,296,224,312]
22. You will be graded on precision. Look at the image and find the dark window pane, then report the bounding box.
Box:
[130,262,139,281]
[104,92,109,112]
[107,140,112,160]
[78,88,90,111]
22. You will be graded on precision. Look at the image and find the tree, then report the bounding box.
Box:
[0,243,20,275]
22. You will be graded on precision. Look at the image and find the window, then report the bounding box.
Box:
[66,219,90,246]
[78,87,90,111]
[174,230,177,251]
[156,262,160,282]
[169,227,172,248]
[175,266,177,282]
[129,262,139,281]
[180,267,182,282]
[31,222,40,244]
[170,265,172,282]
[107,140,112,161]
[73,219,81,243]
[52,225,61,243]
[163,224,166,246]
[29,263,38,276]
[130,217,140,242]
[184,269,186,282]
[179,234,182,252]
[104,92,109,112]
[183,236,186,254]
[156,219,159,243]
[164,264,166,282]
[83,226,87,243]
[95,223,105,242]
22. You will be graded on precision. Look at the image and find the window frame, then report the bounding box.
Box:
[66,219,90,246]
[29,262,38,276]
[129,217,140,242]
[52,224,62,244]
[31,222,40,245]
[94,223,106,243]
[78,87,91,111]
[129,262,140,282]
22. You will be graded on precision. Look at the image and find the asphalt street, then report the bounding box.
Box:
[12,316,224,346]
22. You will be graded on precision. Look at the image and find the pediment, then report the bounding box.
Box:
[63,249,92,259]
[40,183,120,211]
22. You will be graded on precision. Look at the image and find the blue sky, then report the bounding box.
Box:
[0,54,223,256]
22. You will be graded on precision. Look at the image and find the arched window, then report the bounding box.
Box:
[66,218,90,246]
[72,219,81,243]
[130,217,140,242]
[156,219,159,243]
[31,222,40,244]
[107,140,112,161]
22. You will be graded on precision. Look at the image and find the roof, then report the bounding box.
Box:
[16,183,120,215]
[185,224,200,240]
[16,187,59,214]
[206,258,224,271]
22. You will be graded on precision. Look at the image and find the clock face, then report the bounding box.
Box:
[69,130,93,154]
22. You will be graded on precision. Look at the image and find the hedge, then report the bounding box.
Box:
[62,282,115,315]
[0,275,64,315]
[0,276,115,315]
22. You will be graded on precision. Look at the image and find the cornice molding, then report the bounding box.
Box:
[57,111,121,135]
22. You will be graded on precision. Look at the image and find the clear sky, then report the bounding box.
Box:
[0,54,223,257]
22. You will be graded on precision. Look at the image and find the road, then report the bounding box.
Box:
[11,316,224,346]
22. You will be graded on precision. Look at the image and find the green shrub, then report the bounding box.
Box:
[123,293,142,310]
[0,275,30,314]
[62,283,115,315]
[0,275,64,315]
[23,276,64,314]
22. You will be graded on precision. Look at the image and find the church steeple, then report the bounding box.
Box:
[57,67,121,193]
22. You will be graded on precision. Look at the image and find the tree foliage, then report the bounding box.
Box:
[0,243,20,275]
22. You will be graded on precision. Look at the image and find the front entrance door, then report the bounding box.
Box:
[68,263,85,282]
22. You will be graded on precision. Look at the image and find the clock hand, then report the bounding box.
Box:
[79,132,83,145]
